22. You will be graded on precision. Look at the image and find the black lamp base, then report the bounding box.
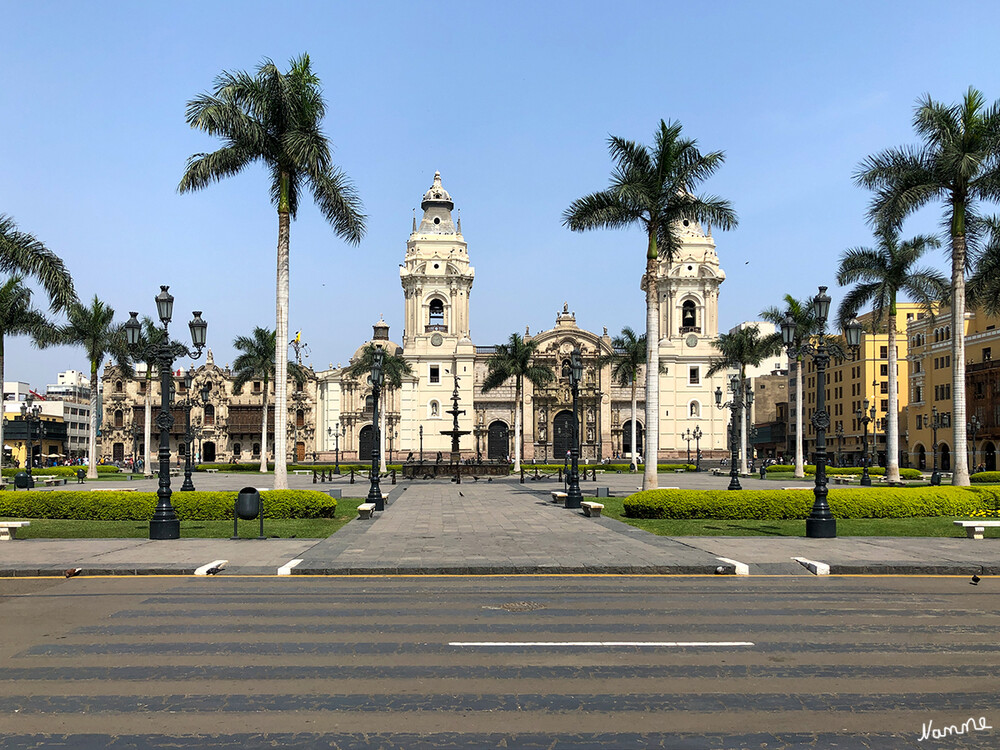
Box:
[150,519,180,540]
[806,517,836,538]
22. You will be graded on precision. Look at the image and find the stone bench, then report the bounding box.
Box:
[357,503,376,519]
[832,476,852,485]
[292,470,311,475]
[43,477,68,487]
[0,521,30,540]
[550,491,567,504]
[91,488,137,492]
[205,468,219,473]
[581,501,604,518]
[674,468,685,473]
[954,520,1000,539]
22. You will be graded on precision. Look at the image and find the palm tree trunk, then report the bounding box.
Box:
[630,377,637,468]
[144,371,153,477]
[514,377,522,471]
[886,306,901,483]
[643,252,660,490]
[87,362,99,479]
[259,385,269,473]
[273,179,291,490]
[795,357,805,478]
[951,228,970,485]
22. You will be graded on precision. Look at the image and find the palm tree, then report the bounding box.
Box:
[180,54,366,489]
[836,227,947,483]
[596,327,646,468]
[855,87,1000,486]
[481,333,554,471]
[0,277,54,470]
[0,214,76,312]
[761,295,818,478]
[348,344,413,473]
[707,325,782,474]
[231,327,308,473]
[44,296,132,478]
[967,216,1000,314]
[564,119,737,489]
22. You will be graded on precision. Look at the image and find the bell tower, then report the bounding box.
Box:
[400,171,474,350]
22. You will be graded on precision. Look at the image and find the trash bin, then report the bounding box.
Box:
[232,487,265,539]
[76,468,86,484]
[14,472,33,490]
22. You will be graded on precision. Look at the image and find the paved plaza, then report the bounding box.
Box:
[1,471,999,577]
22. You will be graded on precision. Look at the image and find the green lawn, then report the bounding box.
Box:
[4,499,364,539]
[597,496,999,537]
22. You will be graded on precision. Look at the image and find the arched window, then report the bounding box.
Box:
[365,395,374,412]
[232,443,242,458]
[252,443,260,457]
[296,409,304,428]
[681,300,697,330]
[428,298,445,329]
[113,409,124,428]
[115,380,123,393]
[204,404,215,426]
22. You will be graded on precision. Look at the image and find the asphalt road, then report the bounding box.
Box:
[1,575,998,748]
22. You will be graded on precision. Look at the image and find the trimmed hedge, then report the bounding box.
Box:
[0,489,337,521]
[971,471,1000,484]
[516,463,695,473]
[622,486,996,520]
[764,465,921,479]
[195,463,404,473]
[2,465,120,477]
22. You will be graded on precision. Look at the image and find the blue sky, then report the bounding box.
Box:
[4,1,1000,389]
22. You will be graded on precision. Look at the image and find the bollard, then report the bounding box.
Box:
[520,467,525,484]
[313,471,317,484]
[558,468,562,482]
[391,469,397,485]
[350,469,355,484]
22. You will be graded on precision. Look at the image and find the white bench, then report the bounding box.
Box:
[832,476,852,485]
[357,502,376,519]
[292,470,312,475]
[550,491,567,504]
[954,520,1000,539]
[0,521,30,541]
[581,501,604,518]
[783,487,812,490]
[674,468,685,474]
[91,488,137,492]
[205,468,219,473]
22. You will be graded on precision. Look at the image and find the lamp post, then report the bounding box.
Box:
[692,425,703,472]
[681,429,693,465]
[782,288,861,539]
[835,424,844,468]
[856,399,874,486]
[177,370,198,492]
[419,424,424,463]
[930,407,942,486]
[968,414,982,473]
[327,422,343,474]
[6,397,43,485]
[125,286,207,540]
[565,348,584,509]
[366,346,385,511]
[715,374,745,490]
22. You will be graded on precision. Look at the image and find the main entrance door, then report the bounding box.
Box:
[487,421,509,460]
[622,420,644,457]
[203,441,216,462]
[553,410,575,461]
[359,425,375,461]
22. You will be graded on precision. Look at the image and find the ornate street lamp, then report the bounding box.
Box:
[930,406,943,486]
[692,425,703,472]
[565,348,584,509]
[835,424,844,468]
[968,414,983,473]
[781,287,860,538]
[715,373,745,490]
[366,346,385,511]
[125,286,207,540]
[327,421,343,474]
[7,397,43,485]
[855,399,875,486]
[179,369,197,492]
[681,428,693,465]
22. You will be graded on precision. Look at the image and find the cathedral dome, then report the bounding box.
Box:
[420,171,454,210]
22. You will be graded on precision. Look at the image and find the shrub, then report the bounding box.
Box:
[971,471,1000,484]
[0,489,338,520]
[622,486,993,520]
[760,464,920,479]
[2,465,120,478]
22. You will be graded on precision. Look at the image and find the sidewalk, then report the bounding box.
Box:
[1,471,998,577]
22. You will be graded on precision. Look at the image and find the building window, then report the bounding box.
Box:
[880,346,888,359]
[364,395,374,412]
[204,404,215,426]
[881,399,889,413]
[984,347,992,362]
[430,365,440,384]
[296,409,304,428]
[880,381,888,394]
[880,364,888,377]
[115,380,123,393]
[114,410,123,428]
[681,300,697,330]
[253,381,261,393]
[688,366,699,385]
[428,298,445,329]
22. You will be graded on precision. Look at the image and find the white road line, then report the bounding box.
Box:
[716,556,750,576]
[278,558,303,576]
[449,641,755,648]
[194,559,227,576]
[792,556,831,576]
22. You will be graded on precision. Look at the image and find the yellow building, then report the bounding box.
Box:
[904,306,1000,472]
[791,304,923,467]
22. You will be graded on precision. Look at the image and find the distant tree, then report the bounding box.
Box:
[564,119,737,489]
[855,87,1000,485]
[481,333,554,471]
[707,325,782,474]
[836,227,947,483]
[596,327,646,467]
[180,54,365,489]
[231,327,307,473]
[348,344,413,472]
[44,296,132,478]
